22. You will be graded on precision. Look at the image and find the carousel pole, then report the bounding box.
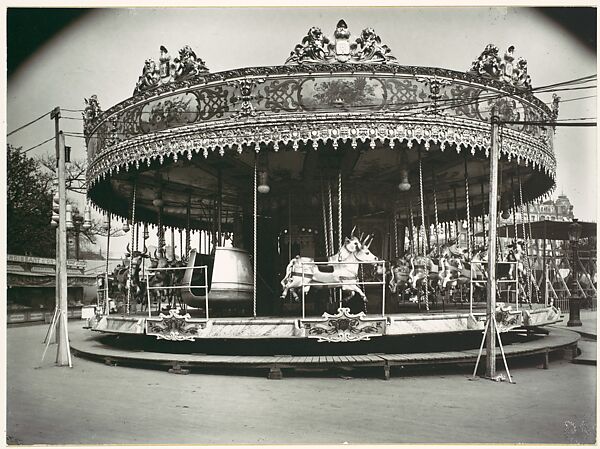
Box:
[217,167,223,247]
[327,179,335,253]
[320,180,330,255]
[464,156,472,257]
[480,180,487,244]
[418,149,429,310]
[105,213,111,315]
[431,168,440,251]
[453,186,459,242]
[126,181,137,315]
[288,192,292,260]
[253,156,258,318]
[158,207,165,256]
[186,193,191,257]
[171,227,176,260]
[338,170,342,250]
[485,110,500,379]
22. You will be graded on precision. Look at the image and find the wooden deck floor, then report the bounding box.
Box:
[70,325,580,379]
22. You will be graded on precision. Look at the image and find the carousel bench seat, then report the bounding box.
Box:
[314,256,334,273]
[180,249,213,305]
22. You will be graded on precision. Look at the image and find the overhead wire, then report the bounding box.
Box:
[21,136,56,154]
[7,110,51,137]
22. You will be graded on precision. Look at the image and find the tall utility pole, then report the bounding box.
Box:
[51,106,72,366]
[486,110,500,378]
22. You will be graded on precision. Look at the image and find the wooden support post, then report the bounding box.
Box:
[53,111,71,367]
[485,111,500,379]
[542,348,549,369]
[268,366,283,380]
[383,363,391,380]
[168,362,190,375]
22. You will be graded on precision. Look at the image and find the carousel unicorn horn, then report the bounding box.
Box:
[350,225,357,237]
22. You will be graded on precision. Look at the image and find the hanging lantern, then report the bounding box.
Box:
[397,149,411,191]
[398,168,411,191]
[257,170,270,194]
[153,188,164,207]
[143,223,149,240]
[123,220,130,233]
[82,204,92,230]
[66,204,74,229]
[102,215,110,231]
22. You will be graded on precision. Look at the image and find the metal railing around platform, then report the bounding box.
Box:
[300,260,386,319]
[469,260,520,314]
[145,265,209,319]
[96,272,113,316]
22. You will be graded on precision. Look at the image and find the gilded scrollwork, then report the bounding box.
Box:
[262,79,302,112]
[228,78,266,118]
[83,95,102,136]
[286,20,398,65]
[352,27,397,64]
[469,44,532,90]
[133,45,209,97]
[195,86,231,121]
[87,114,556,205]
[146,309,207,341]
[495,303,522,332]
[86,64,550,134]
[300,307,386,342]
[382,78,420,111]
[286,26,331,64]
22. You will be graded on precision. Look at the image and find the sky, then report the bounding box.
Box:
[5,6,597,257]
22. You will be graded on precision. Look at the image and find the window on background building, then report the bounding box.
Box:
[531,215,537,221]
[540,215,545,221]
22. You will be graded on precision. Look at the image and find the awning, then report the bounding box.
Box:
[7,273,97,288]
[480,220,597,241]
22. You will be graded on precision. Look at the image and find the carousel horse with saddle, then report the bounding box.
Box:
[280,229,381,311]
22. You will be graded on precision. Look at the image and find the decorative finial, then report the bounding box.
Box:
[133,45,209,96]
[83,95,102,134]
[285,20,398,65]
[469,44,531,90]
[551,93,560,120]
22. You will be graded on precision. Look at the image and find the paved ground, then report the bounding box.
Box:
[554,309,597,338]
[6,322,597,445]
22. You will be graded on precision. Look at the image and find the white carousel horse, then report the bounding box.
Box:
[280,234,380,304]
[389,255,411,295]
[437,240,467,291]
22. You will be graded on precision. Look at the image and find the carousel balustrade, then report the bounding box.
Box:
[145,264,209,318]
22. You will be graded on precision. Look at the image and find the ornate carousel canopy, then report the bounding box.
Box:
[85,20,556,231]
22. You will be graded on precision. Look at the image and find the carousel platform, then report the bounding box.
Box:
[70,324,580,379]
[88,303,562,341]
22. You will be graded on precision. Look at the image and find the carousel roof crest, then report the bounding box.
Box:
[468,44,532,90]
[133,45,209,96]
[285,19,398,65]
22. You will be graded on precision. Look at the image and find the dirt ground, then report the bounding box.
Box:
[5,322,597,445]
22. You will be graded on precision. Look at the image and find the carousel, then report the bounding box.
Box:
[82,20,563,355]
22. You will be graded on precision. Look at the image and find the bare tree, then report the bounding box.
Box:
[37,154,87,194]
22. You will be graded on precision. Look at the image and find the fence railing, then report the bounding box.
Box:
[145,265,209,319]
[469,260,520,314]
